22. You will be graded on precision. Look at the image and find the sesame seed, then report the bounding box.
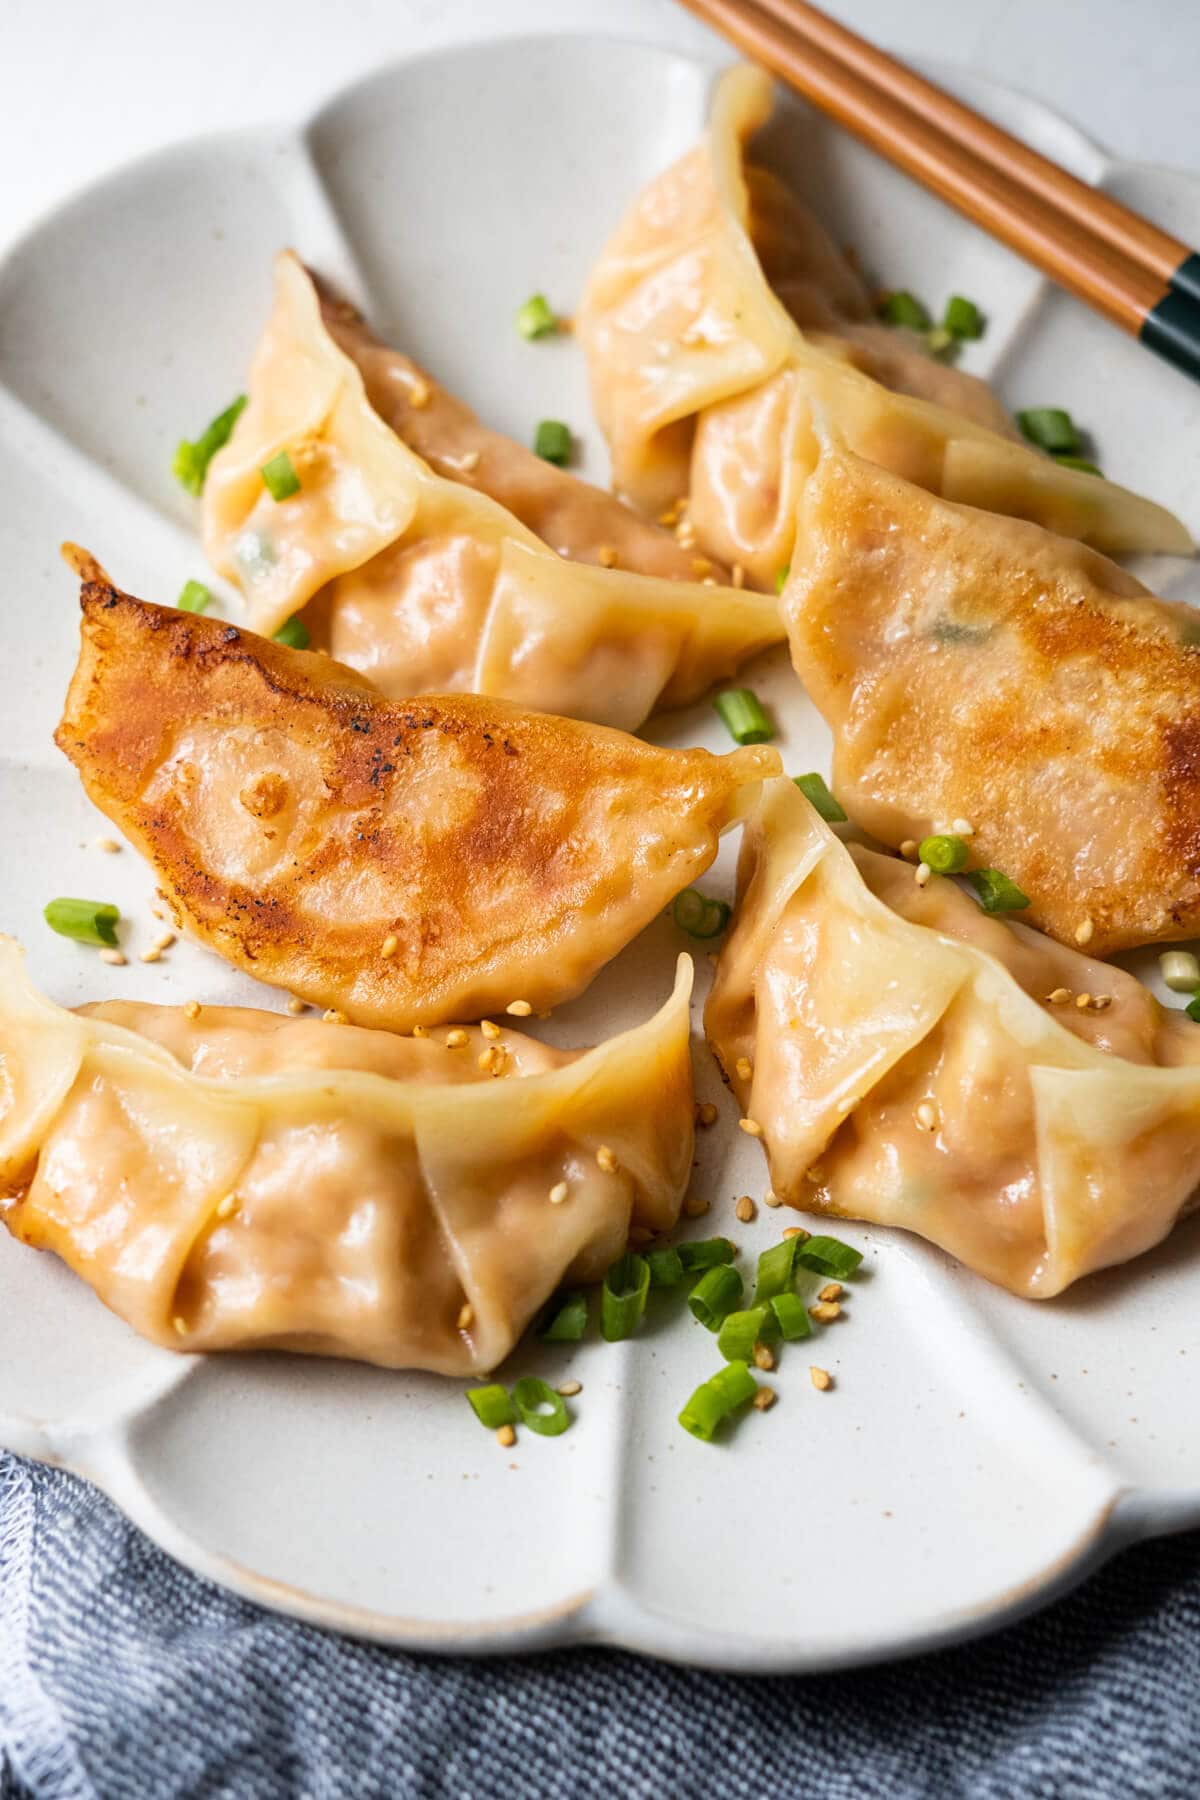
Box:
[810,1366,832,1391]
[481,1019,501,1040]
[548,1181,570,1205]
[915,862,932,887]
[457,1303,474,1331]
[506,999,533,1016]
[1046,988,1072,1006]
[478,1046,497,1072]
[952,818,974,837]
[596,1145,619,1173]
[184,1000,201,1020]
[735,1056,753,1082]
[556,1380,582,1397]
[409,377,431,408]
[380,934,399,959]
[900,839,919,860]
[496,1424,515,1448]
[915,1100,939,1132]
[763,1190,782,1208]
[752,1341,775,1371]
[287,997,307,1015]
[99,947,126,966]
[810,1300,842,1324]
[459,449,481,472]
[1075,918,1094,946]
[323,1009,348,1025]
[1075,992,1092,1011]
[735,1195,756,1223]
[138,947,161,964]
[783,1226,810,1241]
[739,1118,763,1137]
[215,1193,238,1221]
[695,1102,719,1128]
[598,545,619,568]
[819,1282,843,1302]
[173,1317,188,1336]
[445,1028,469,1048]
[94,836,120,853]
[732,563,745,588]
[411,1025,429,1038]
[684,1196,711,1219]
[153,930,176,951]
[658,505,681,527]
[753,1385,776,1412]
[701,576,717,587]
[1091,994,1113,1011]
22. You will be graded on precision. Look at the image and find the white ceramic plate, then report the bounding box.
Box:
[2,30,1200,1673]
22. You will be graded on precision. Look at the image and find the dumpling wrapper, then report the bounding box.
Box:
[576,63,1191,575]
[202,253,781,730]
[55,581,779,1030]
[0,939,694,1372]
[782,438,1200,954]
[706,778,1200,1298]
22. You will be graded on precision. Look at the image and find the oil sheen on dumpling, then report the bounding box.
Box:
[781,438,1200,955]
[55,581,780,1030]
[0,938,694,1372]
[576,62,1191,578]
[201,253,781,730]
[706,779,1200,1297]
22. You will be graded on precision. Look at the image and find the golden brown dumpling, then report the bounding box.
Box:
[0,938,694,1372]
[781,437,1200,955]
[201,253,781,729]
[55,580,779,1029]
[706,779,1200,1297]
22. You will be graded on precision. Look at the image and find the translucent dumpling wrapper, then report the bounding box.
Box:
[202,253,782,729]
[576,62,1192,577]
[0,939,694,1372]
[55,579,780,1030]
[705,778,1200,1298]
[781,437,1200,954]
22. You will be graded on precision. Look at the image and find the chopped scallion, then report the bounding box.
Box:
[918,833,969,875]
[926,326,955,356]
[516,294,559,340]
[601,1251,651,1341]
[769,1292,812,1340]
[752,1237,799,1306]
[172,394,247,496]
[967,867,1031,914]
[716,1304,778,1363]
[794,1234,863,1280]
[273,615,310,650]
[533,419,572,465]
[678,1360,757,1441]
[1161,951,1200,993]
[713,687,772,745]
[794,772,847,824]
[774,565,790,595]
[677,1237,736,1273]
[537,1290,588,1342]
[646,1247,685,1288]
[177,579,212,615]
[879,290,931,330]
[688,1263,744,1331]
[512,1376,571,1437]
[261,451,301,502]
[466,1384,514,1429]
[943,295,984,340]
[1187,996,1200,1023]
[671,888,730,939]
[1054,454,1103,477]
[44,897,120,947]
[1017,407,1080,455]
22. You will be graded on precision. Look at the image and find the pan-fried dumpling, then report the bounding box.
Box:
[781,438,1200,955]
[0,939,694,1371]
[55,582,779,1029]
[202,253,781,729]
[314,269,722,580]
[706,779,1200,1297]
[577,63,1191,575]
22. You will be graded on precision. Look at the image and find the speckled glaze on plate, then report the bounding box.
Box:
[1,26,1199,1671]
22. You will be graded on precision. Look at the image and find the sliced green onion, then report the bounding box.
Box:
[688,1264,744,1331]
[512,1376,571,1437]
[44,897,120,947]
[794,1234,863,1280]
[671,888,730,939]
[678,1360,757,1441]
[968,868,1031,914]
[537,1290,588,1341]
[770,1292,812,1340]
[717,1304,778,1363]
[713,687,773,745]
[516,293,559,340]
[677,1237,736,1273]
[646,1247,685,1288]
[1017,407,1080,455]
[1054,454,1103,477]
[1161,951,1200,993]
[172,394,247,496]
[751,1237,798,1306]
[533,419,572,465]
[878,290,931,330]
[273,614,310,650]
[261,450,301,502]
[918,833,969,875]
[926,326,955,356]
[794,772,847,824]
[774,564,790,595]
[177,579,212,615]
[1187,996,1200,1023]
[466,1384,514,1429]
[601,1251,651,1341]
[943,295,983,340]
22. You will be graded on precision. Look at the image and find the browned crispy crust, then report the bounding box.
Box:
[56,583,775,1026]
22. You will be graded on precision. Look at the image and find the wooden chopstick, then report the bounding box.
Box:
[675,0,1200,383]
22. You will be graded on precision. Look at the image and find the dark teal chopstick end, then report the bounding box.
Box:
[1140,290,1200,385]
[1169,251,1200,312]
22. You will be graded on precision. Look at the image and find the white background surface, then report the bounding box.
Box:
[2,0,1198,254]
